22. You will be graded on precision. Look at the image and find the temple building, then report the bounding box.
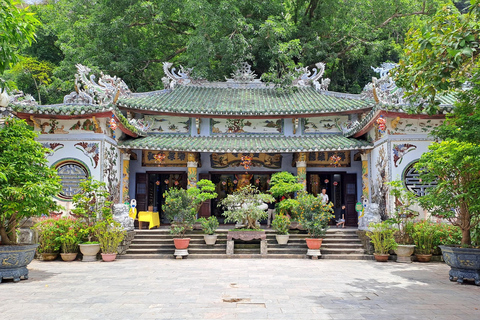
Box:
[6,62,452,227]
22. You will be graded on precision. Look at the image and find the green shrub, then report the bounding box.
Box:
[366,222,397,254]
[197,216,219,235]
[271,214,290,235]
[412,220,436,255]
[94,219,126,254]
[294,192,334,238]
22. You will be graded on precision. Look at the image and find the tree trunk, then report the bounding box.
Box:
[461,228,471,246]
[0,225,13,245]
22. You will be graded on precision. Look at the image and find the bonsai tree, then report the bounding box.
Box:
[366,222,398,255]
[416,140,480,246]
[385,180,418,245]
[197,216,219,235]
[187,179,218,214]
[294,192,334,238]
[269,171,303,217]
[0,118,62,245]
[220,185,275,229]
[163,188,196,238]
[70,177,112,242]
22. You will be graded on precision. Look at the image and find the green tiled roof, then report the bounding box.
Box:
[117,86,374,116]
[11,103,147,137]
[118,134,372,153]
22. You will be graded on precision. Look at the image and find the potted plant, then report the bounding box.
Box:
[271,214,291,245]
[164,187,197,255]
[366,222,398,262]
[94,219,126,262]
[416,140,480,284]
[71,178,112,262]
[1,118,62,282]
[33,217,62,261]
[269,172,303,228]
[220,185,274,231]
[386,180,418,263]
[412,220,436,262]
[197,216,219,245]
[57,218,83,262]
[294,192,334,257]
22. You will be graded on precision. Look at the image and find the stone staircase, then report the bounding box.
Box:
[119,227,373,260]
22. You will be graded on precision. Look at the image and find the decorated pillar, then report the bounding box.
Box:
[187,152,198,189]
[121,152,130,203]
[296,152,307,190]
[360,152,370,202]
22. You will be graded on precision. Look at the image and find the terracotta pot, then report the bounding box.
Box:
[173,238,190,249]
[101,253,117,262]
[374,253,390,262]
[305,238,323,250]
[60,253,77,262]
[41,253,58,261]
[416,254,432,262]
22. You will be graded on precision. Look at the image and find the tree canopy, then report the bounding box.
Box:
[8,0,453,102]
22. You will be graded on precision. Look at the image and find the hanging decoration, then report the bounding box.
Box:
[324,179,329,184]
[240,155,253,170]
[154,152,166,165]
[164,179,169,185]
[330,155,342,167]
[333,181,339,186]
[376,115,387,133]
[155,181,160,186]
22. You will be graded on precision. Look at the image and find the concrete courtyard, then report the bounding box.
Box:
[1,259,479,320]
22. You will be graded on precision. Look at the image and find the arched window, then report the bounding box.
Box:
[403,160,437,197]
[54,160,90,200]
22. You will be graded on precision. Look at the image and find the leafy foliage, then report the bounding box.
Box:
[33,216,63,253]
[415,141,480,246]
[269,171,304,198]
[220,185,274,230]
[294,192,334,238]
[187,179,218,213]
[395,2,480,113]
[163,188,196,237]
[0,118,62,245]
[70,177,112,242]
[385,180,419,244]
[366,222,398,254]
[0,0,39,85]
[94,218,126,254]
[271,214,290,235]
[10,0,450,101]
[412,220,436,254]
[197,216,219,235]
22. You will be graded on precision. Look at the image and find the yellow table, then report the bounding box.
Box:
[137,211,160,229]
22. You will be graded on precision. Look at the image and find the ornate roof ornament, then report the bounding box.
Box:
[9,90,37,107]
[362,62,405,105]
[228,62,260,83]
[162,62,192,89]
[128,118,152,132]
[295,62,330,91]
[64,64,132,105]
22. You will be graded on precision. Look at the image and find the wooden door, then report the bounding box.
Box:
[135,173,147,211]
[344,173,357,226]
[198,173,211,218]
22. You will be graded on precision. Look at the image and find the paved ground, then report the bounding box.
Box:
[1,259,479,320]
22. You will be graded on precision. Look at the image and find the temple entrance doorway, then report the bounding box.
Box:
[135,172,187,224]
[307,172,357,227]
